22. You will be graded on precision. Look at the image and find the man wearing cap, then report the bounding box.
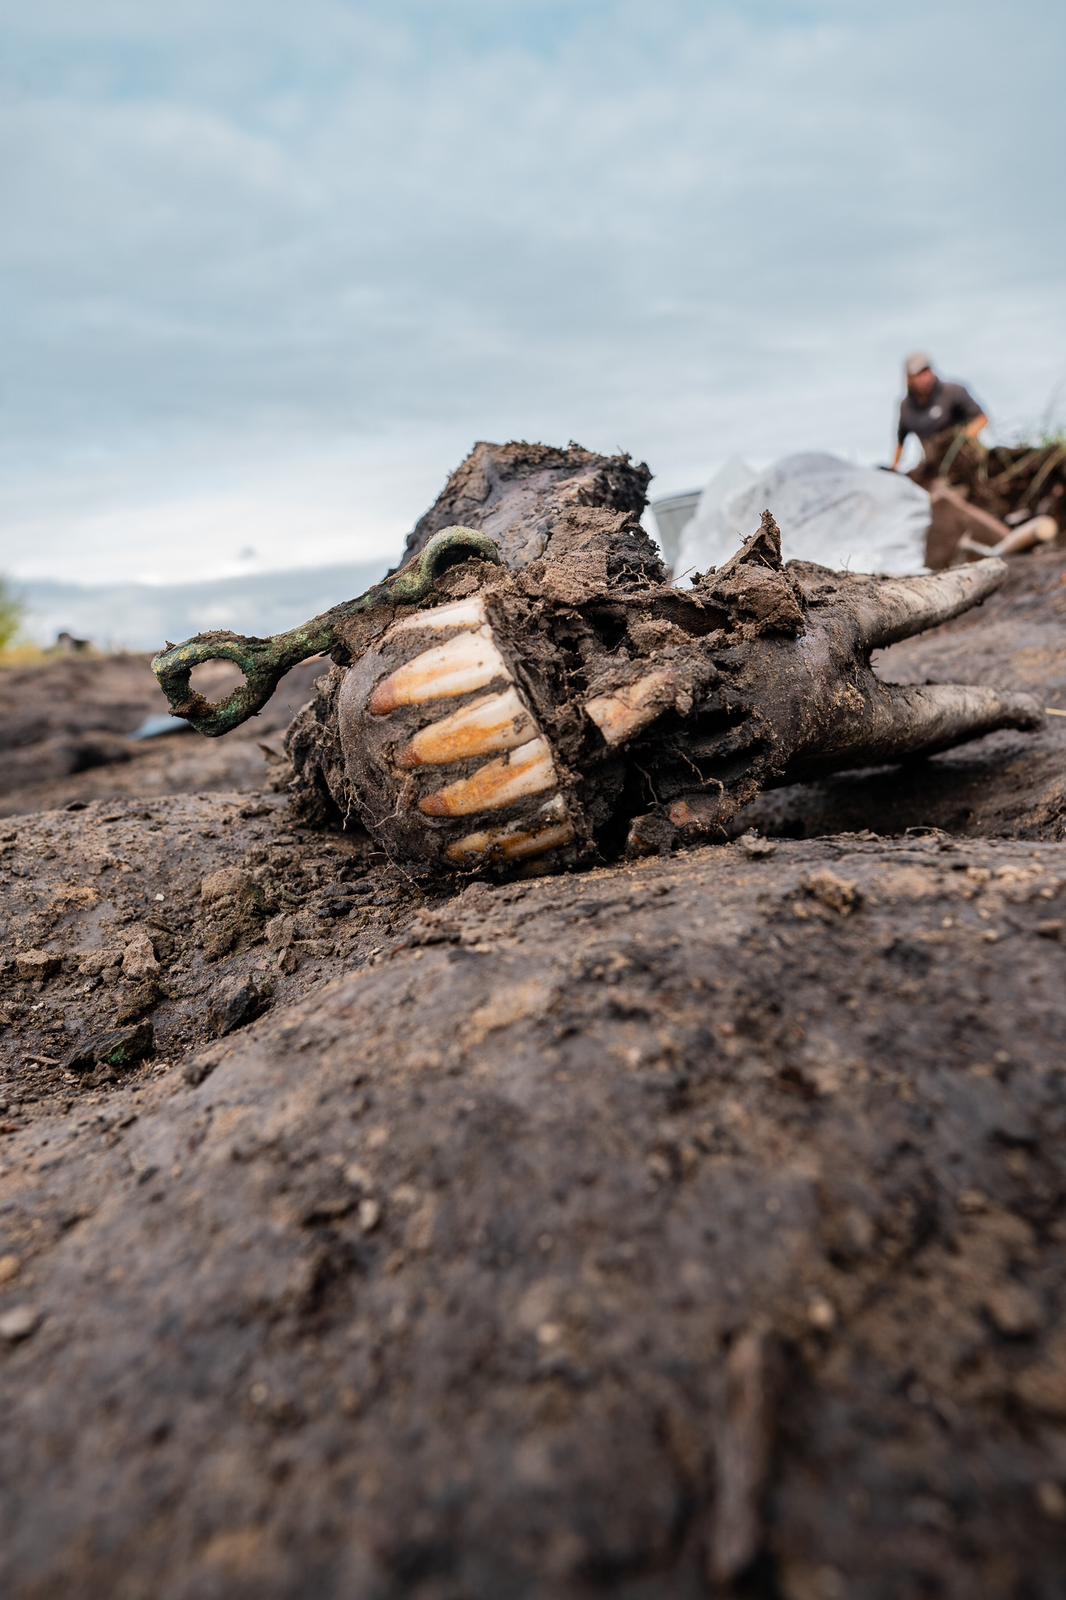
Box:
[892,353,988,469]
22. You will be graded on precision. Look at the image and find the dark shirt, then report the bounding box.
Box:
[897,379,984,446]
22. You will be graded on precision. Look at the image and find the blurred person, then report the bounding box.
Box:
[892,352,988,469]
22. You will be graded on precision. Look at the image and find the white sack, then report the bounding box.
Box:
[677,452,931,578]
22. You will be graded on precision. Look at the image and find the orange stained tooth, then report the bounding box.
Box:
[391,596,487,633]
[585,669,676,745]
[445,819,575,864]
[368,626,509,715]
[418,738,557,817]
[396,688,536,769]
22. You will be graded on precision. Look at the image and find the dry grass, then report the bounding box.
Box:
[0,642,102,669]
[0,642,49,668]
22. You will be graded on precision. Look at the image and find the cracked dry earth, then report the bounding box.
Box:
[1,552,1066,1599]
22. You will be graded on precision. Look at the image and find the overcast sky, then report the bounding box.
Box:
[2,0,1064,584]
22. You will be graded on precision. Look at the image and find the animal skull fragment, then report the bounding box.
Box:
[326,517,1041,872]
[153,443,1042,878]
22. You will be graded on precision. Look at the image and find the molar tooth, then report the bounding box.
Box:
[445,819,575,865]
[418,738,557,817]
[585,669,676,745]
[368,626,509,715]
[391,596,487,633]
[396,688,536,769]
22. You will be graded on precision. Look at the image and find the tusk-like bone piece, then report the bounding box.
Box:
[419,738,557,816]
[368,626,509,715]
[445,818,575,864]
[853,559,1007,651]
[849,681,1043,760]
[396,688,537,769]
[585,669,678,745]
[788,680,1044,776]
[391,596,487,633]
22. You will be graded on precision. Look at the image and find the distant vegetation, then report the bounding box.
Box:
[1004,383,1066,450]
[0,577,24,654]
[1002,419,1066,451]
[1033,386,1066,449]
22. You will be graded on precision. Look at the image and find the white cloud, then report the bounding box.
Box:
[1,0,1064,582]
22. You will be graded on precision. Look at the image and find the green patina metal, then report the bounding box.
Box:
[152,526,500,737]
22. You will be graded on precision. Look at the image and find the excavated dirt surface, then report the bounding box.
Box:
[0,794,422,1127]
[0,653,324,817]
[1,549,1066,1598]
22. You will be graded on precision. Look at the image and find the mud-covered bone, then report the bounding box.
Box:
[400,438,661,583]
[286,441,1041,874]
[623,532,1041,854]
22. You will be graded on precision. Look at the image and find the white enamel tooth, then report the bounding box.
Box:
[418,737,557,817]
[584,669,676,745]
[368,626,509,715]
[445,819,575,865]
[396,688,536,769]
[391,596,487,633]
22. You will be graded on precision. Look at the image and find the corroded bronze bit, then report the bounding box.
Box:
[152,526,500,736]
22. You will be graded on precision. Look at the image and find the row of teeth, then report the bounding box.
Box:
[368,596,576,866]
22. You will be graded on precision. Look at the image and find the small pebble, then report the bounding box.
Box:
[0,1304,41,1343]
[265,914,295,950]
[984,1283,1042,1338]
[0,1255,21,1285]
[209,975,273,1037]
[1037,1481,1066,1520]
[121,928,160,982]
[807,1293,837,1331]
[358,1198,382,1233]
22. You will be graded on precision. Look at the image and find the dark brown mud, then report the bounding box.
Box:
[1,832,1065,1598]
[1,479,1065,1598]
